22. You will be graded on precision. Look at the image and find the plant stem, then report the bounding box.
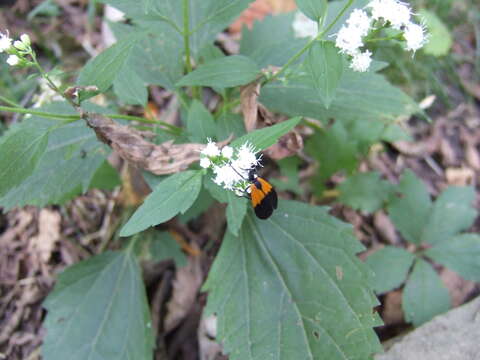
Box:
[182,0,200,100]
[0,105,182,135]
[0,105,80,120]
[263,0,354,86]
[0,95,20,107]
[107,113,182,134]
[30,52,78,108]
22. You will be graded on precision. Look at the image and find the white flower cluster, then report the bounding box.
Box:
[200,140,260,195]
[335,0,428,72]
[0,31,32,67]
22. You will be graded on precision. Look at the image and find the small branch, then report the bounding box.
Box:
[262,0,355,86]
[0,105,80,120]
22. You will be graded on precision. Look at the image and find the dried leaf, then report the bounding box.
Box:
[83,112,207,174]
[382,290,404,325]
[164,253,203,333]
[445,167,475,186]
[30,209,61,263]
[240,81,261,132]
[374,211,400,245]
[198,315,222,360]
[229,0,273,33]
[264,131,303,159]
[440,268,477,307]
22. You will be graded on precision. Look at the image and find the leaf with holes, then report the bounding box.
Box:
[203,200,382,360]
[42,250,154,360]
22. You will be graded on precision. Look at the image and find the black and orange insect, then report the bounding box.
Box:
[247,169,278,219]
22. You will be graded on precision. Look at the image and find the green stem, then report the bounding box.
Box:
[30,52,78,108]
[0,105,80,120]
[106,113,180,131]
[182,0,200,99]
[0,105,181,135]
[263,0,354,86]
[0,95,20,107]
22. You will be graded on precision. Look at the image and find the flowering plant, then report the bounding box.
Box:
[1,1,460,360]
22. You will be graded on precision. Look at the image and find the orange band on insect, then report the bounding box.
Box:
[249,176,278,219]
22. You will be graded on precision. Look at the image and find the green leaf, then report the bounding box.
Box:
[426,234,480,281]
[402,258,450,327]
[78,34,139,92]
[421,186,476,245]
[231,117,301,150]
[204,200,382,360]
[305,121,359,194]
[338,171,394,213]
[260,67,417,123]
[178,187,215,223]
[216,112,246,141]
[204,178,248,236]
[89,160,122,191]
[365,246,415,294]
[28,0,60,19]
[297,0,327,21]
[113,65,148,106]
[176,55,260,88]
[387,170,432,245]
[270,156,301,194]
[42,250,154,360]
[323,0,370,37]
[187,100,217,142]
[0,121,49,197]
[240,13,309,68]
[146,231,187,267]
[419,9,452,57]
[306,41,344,108]
[122,0,254,56]
[225,192,248,236]
[0,103,108,210]
[120,170,203,236]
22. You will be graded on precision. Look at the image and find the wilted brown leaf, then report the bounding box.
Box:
[229,0,273,33]
[445,167,475,186]
[240,81,261,132]
[264,131,303,159]
[164,252,204,333]
[382,290,404,325]
[83,112,207,175]
[29,209,61,264]
[374,211,400,245]
[440,268,477,307]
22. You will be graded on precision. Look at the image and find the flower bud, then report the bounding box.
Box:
[20,34,31,46]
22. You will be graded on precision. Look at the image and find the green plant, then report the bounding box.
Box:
[0,0,436,359]
[339,170,479,326]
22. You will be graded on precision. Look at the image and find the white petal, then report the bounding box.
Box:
[200,157,211,169]
[221,146,233,159]
[6,55,20,66]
